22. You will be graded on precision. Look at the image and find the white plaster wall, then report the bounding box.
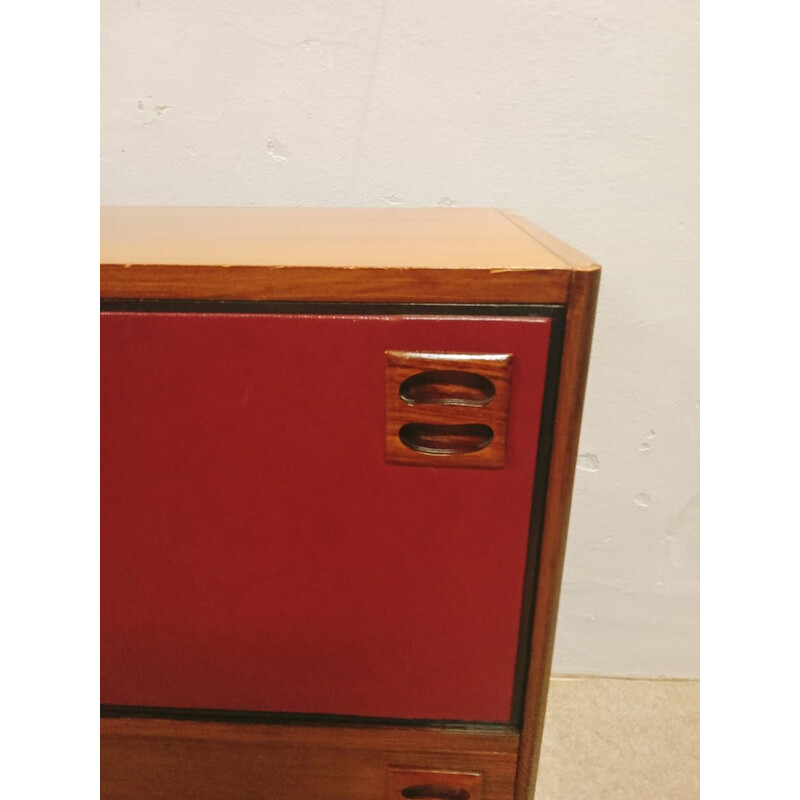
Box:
[101,0,699,678]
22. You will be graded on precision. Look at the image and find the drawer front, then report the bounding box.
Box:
[101,309,554,724]
[101,718,519,800]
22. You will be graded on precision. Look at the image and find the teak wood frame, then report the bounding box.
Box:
[100,208,600,800]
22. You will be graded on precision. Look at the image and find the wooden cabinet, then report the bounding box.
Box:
[100,207,600,800]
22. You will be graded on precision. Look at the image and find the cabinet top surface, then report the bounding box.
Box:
[100,206,596,272]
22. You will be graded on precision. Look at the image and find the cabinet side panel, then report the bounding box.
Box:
[514,270,600,798]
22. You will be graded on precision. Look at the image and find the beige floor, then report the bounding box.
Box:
[533,677,699,800]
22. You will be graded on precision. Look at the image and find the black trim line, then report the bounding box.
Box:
[100,704,515,735]
[508,308,566,726]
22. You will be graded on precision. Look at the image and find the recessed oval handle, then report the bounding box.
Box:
[399,423,493,455]
[399,370,495,406]
[401,786,471,800]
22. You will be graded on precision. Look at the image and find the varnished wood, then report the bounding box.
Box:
[497,210,598,271]
[100,207,572,303]
[101,207,574,269]
[386,766,483,800]
[385,351,513,468]
[100,263,570,304]
[101,718,517,800]
[513,268,601,800]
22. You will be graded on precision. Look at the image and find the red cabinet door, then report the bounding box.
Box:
[101,310,553,724]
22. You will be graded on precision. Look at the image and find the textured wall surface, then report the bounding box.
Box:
[101,0,699,678]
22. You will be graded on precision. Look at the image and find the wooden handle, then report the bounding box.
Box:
[399,423,493,455]
[399,370,496,406]
[385,351,513,468]
[400,784,472,799]
[387,768,483,800]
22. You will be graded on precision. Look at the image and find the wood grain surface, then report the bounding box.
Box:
[99,207,580,303]
[101,718,517,800]
[100,263,571,304]
[386,766,484,800]
[101,207,576,269]
[497,211,599,271]
[513,268,601,800]
[385,351,514,468]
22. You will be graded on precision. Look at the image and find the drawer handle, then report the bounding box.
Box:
[401,786,471,800]
[399,370,495,406]
[385,350,512,468]
[387,768,481,800]
[399,423,493,455]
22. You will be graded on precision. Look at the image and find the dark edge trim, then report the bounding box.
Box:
[100,298,566,732]
[508,308,566,727]
[100,298,565,319]
[99,704,515,735]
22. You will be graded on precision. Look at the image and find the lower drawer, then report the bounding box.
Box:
[100,718,519,800]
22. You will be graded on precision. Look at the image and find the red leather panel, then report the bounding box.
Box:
[101,312,552,723]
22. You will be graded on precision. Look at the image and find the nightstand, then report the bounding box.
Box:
[100,206,599,800]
